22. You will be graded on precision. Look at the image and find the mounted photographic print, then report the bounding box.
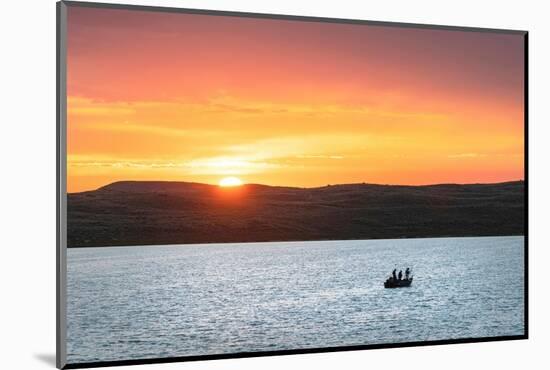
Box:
[56,1,528,368]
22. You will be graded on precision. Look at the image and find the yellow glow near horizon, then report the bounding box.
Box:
[219,177,243,187]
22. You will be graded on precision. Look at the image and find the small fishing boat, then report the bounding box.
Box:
[384,277,413,288]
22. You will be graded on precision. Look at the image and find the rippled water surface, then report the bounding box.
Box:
[67,236,524,363]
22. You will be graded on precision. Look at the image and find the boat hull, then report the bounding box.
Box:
[384,277,413,288]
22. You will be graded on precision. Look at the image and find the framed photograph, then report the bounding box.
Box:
[57,1,528,368]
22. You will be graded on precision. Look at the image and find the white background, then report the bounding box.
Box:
[1,0,548,369]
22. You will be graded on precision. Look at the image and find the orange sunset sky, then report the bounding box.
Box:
[66,6,525,193]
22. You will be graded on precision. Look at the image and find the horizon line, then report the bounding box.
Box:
[68,178,525,194]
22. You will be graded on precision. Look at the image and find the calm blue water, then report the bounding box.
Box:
[67,236,524,363]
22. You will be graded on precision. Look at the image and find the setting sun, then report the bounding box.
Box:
[219,177,243,187]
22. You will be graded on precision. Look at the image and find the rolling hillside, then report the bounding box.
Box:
[67,180,525,247]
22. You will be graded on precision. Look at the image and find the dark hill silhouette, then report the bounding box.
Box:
[67,180,524,247]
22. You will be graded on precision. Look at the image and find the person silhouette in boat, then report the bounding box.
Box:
[392,269,397,281]
[398,270,403,281]
[405,268,411,280]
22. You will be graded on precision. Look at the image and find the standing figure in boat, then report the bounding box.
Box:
[384,267,413,288]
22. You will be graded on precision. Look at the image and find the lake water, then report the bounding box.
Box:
[67,236,525,363]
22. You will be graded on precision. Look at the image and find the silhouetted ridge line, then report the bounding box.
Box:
[92,179,524,192]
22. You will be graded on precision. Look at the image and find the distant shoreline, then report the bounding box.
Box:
[67,234,525,249]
